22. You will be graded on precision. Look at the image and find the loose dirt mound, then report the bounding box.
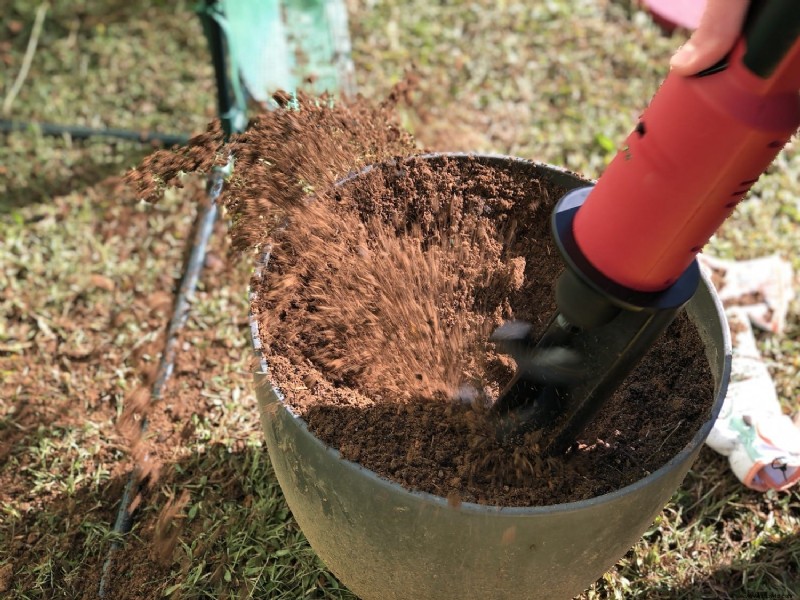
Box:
[131,93,715,507]
[252,155,715,506]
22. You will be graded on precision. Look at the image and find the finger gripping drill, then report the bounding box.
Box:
[492,0,800,454]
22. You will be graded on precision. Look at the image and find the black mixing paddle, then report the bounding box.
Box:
[489,1,800,455]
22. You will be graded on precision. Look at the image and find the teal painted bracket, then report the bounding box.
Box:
[198,0,354,120]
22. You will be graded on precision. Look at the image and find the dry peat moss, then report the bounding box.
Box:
[131,93,715,507]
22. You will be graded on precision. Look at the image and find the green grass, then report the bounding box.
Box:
[1,0,799,598]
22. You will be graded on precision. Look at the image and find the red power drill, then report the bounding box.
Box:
[492,0,800,454]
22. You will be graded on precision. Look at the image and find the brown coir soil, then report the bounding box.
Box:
[132,93,715,508]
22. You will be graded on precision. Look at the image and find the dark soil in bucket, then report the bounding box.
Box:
[131,94,715,508]
[250,155,715,508]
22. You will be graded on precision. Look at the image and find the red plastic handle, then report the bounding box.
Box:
[572,20,800,292]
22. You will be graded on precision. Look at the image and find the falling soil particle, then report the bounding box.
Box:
[0,562,12,593]
[132,93,716,508]
[152,490,190,565]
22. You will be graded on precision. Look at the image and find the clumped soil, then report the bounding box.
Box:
[133,93,716,508]
[252,155,715,507]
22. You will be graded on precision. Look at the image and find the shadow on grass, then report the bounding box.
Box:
[650,532,800,599]
[0,138,152,215]
[608,447,800,599]
[0,442,356,600]
[0,397,68,469]
[3,429,798,600]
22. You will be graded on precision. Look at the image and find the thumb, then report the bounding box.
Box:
[670,0,750,75]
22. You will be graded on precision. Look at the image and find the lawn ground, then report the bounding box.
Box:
[1,1,799,598]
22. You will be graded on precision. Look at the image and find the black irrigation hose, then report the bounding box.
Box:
[97,3,238,595]
[0,118,191,146]
[97,168,225,598]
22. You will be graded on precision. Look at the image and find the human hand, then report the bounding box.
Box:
[670,0,750,75]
